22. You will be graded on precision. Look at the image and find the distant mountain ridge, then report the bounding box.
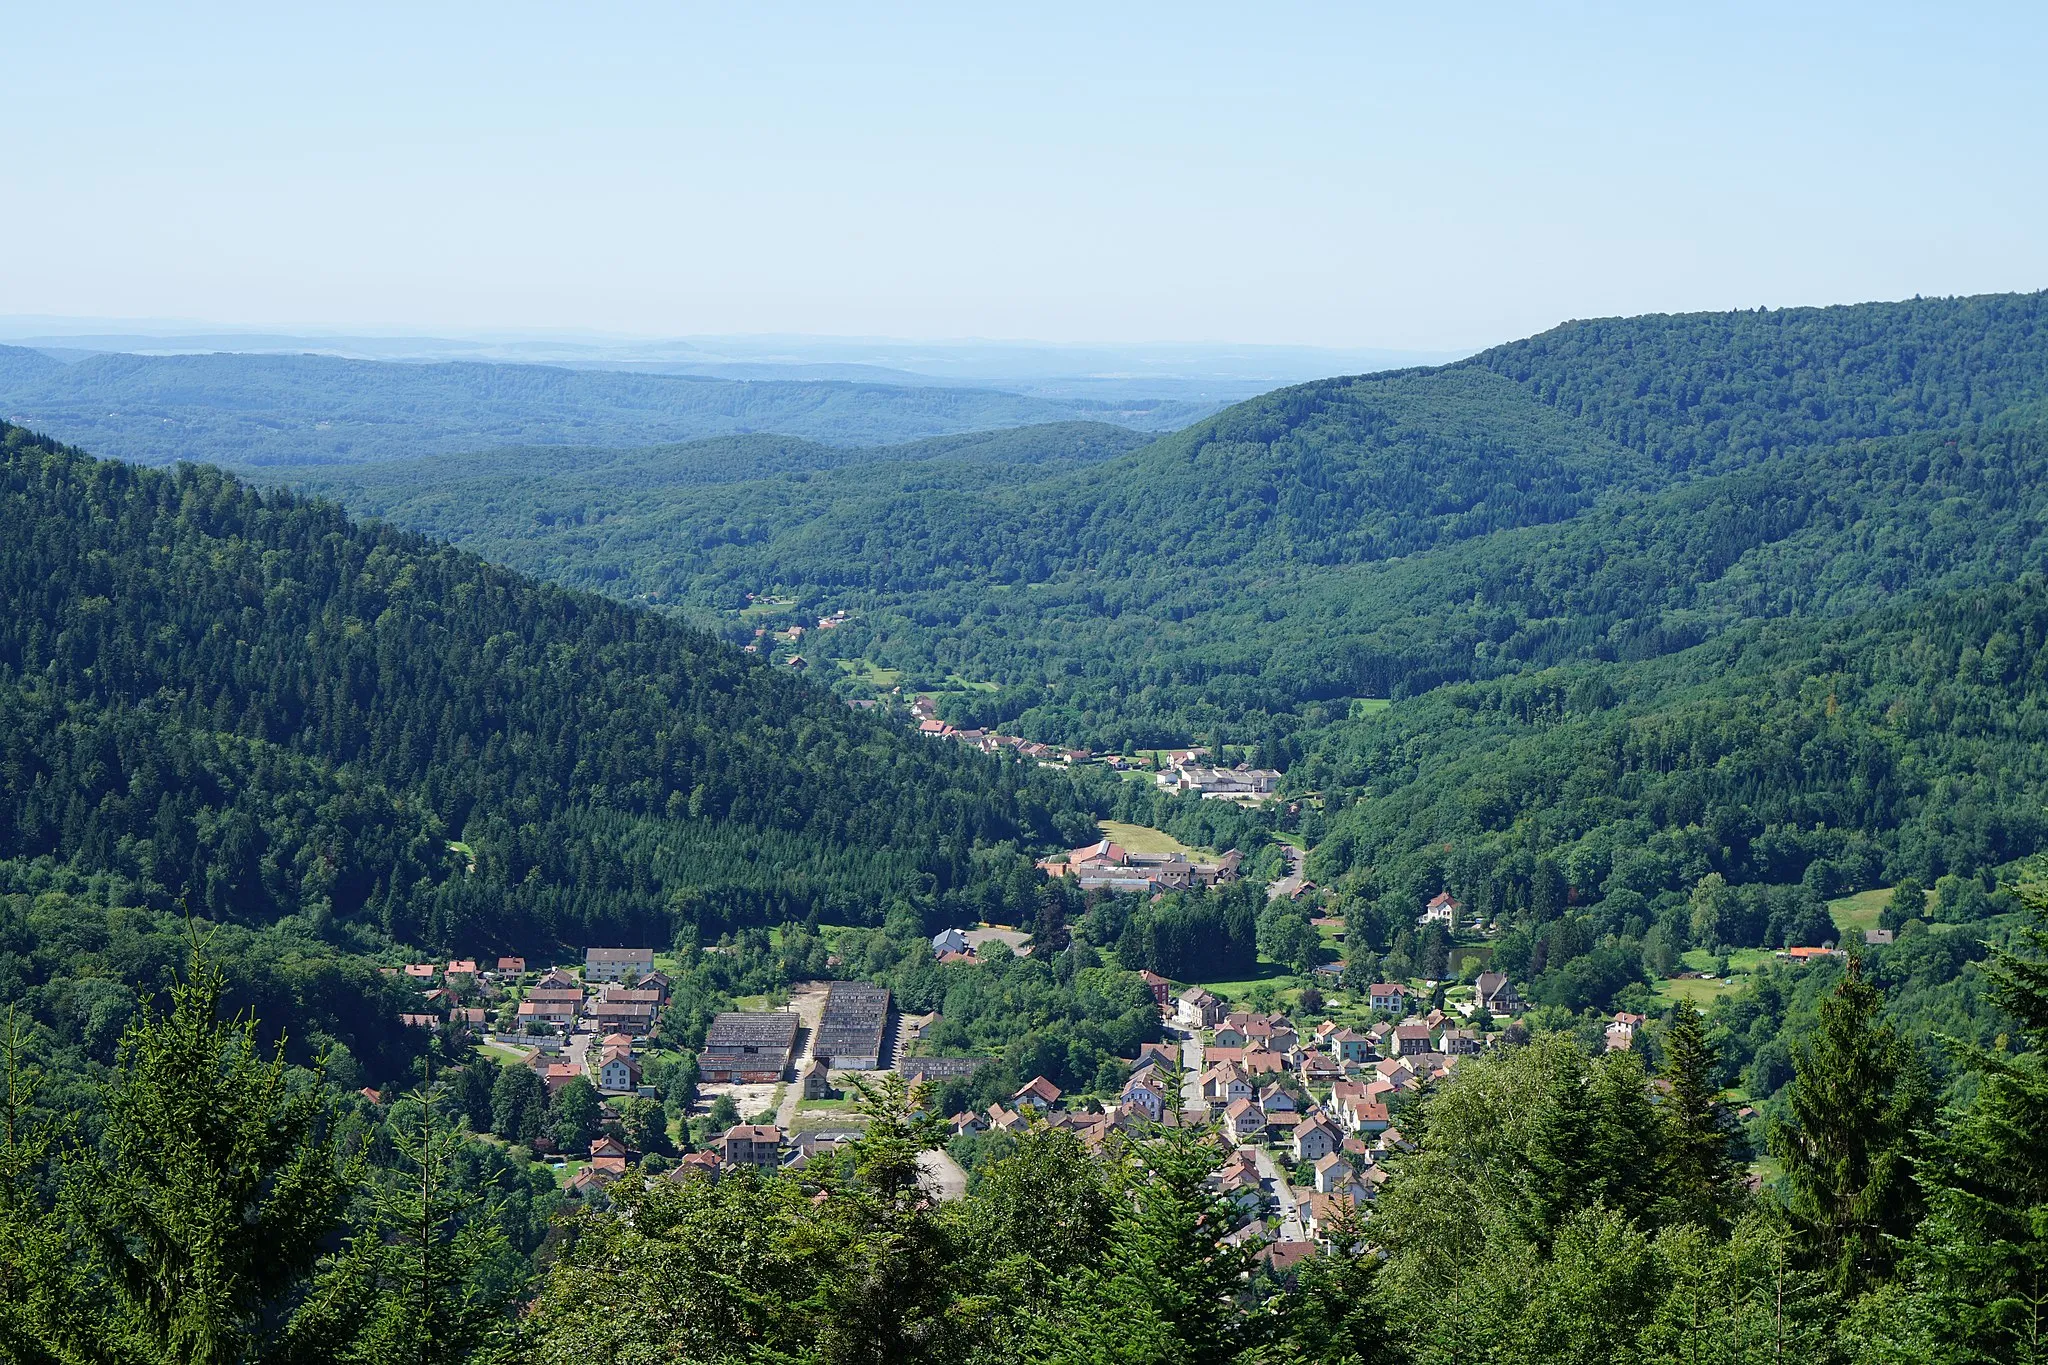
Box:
[280,291,2048,750]
[0,347,1220,467]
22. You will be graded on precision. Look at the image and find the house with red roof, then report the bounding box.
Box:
[1014,1076,1063,1112]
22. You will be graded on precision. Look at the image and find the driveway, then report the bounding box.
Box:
[965,925,1032,957]
[773,983,829,1131]
[563,1026,592,1076]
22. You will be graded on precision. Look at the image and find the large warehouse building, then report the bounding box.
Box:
[698,1010,801,1084]
[814,983,892,1070]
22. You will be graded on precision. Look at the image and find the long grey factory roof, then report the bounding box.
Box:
[702,1011,801,1050]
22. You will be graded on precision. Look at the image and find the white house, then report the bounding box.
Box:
[1120,1074,1168,1122]
[597,1048,640,1093]
[931,928,971,957]
[1313,1153,1356,1195]
[1176,988,1227,1028]
[1224,1098,1268,1140]
[1292,1116,1342,1163]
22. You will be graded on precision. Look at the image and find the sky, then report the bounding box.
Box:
[5,2,2045,350]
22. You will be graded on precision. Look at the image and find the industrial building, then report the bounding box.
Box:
[814,982,892,1070]
[699,1011,801,1083]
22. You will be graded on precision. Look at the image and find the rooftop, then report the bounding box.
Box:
[702,1011,801,1052]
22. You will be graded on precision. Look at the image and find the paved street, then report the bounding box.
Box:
[563,1026,592,1076]
[1175,1023,1204,1108]
[917,1148,968,1201]
[772,983,829,1131]
[1251,1146,1307,1241]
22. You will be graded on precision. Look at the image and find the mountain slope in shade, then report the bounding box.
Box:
[0,420,1093,952]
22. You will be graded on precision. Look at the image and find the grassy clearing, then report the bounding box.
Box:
[1655,976,1741,1008]
[1349,698,1392,719]
[1100,819,1206,857]
[1185,959,1295,1003]
[1830,886,1930,936]
[1681,947,1775,974]
[479,1041,530,1065]
[835,657,902,690]
[738,596,798,618]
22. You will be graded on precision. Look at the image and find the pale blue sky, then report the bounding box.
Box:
[5,2,2043,348]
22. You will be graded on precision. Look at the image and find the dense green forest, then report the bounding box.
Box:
[1300,577,2048,944]
[0,420,1106,956]
[277,293,2048,752]
[0,347,1212,468]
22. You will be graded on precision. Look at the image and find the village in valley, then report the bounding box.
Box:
[371,849,1836,1268]
[364,599,1875,1264]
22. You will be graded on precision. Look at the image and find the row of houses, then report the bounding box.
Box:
[394,956,530,985]
[515,966,669,1035]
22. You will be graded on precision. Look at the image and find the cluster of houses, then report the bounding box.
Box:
[916,724,1093,769]
[511,949,667,1038]
[387,948,672,1102]
[383,955,533,1031]
[1033,837,1244,895]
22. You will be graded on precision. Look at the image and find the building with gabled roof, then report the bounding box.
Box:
[1014,1076,1063,1111]
[1474,972,1523,1015]
[714,1124,784,1171]
[815,982,891,1070]
[1292,1116,1343,1163]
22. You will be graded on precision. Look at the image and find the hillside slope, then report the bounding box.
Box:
[0,421,1093,952]
[1303,578,2048,946]
[0,349,1215,467]
[283,292,2048,748]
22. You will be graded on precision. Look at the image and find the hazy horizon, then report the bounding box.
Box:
[9,4,2045,350]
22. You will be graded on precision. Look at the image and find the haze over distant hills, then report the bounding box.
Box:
[0,316,1462,407]
[0,346,1226,467]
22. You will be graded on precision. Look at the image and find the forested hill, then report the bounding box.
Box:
[286,290,2048,748]
[0,347,1216,468]
[1300,576,2048,952]
[1471,290,2048,470]
[0,420,1096,953]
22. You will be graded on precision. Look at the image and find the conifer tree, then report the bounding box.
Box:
[1769,958,1929,1294]
[1854,883,2048,1361]
[1094,1124,1262,1365]
[282,1087,519,1365]
[1659,1005,1736,1226]
[1274,1203,1407,1365]
[68,953,347,1364]
[0,1009,90,1365]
